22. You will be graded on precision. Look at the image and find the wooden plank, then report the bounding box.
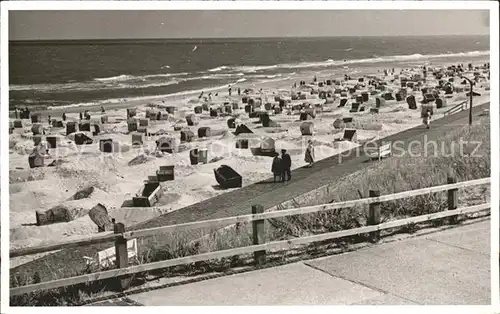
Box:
[447,174,458,224]
[10,203,489,296]
[252,205,266,265]
[445,101,466,116]
[368,190,381,242]
[123,178,490,240]
[10,232,121,258]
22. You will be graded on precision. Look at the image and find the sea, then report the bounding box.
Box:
[9,35,489,110]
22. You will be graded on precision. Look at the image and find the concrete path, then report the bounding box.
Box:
[123,220,489,306]
[11,102,490,282]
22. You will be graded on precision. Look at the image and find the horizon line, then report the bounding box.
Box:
[9,34,490,42]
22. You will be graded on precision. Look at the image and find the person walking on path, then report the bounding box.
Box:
[271,153,283,183]
[281,149,292,182]
[423,109,432,129]
[305,140,315,168]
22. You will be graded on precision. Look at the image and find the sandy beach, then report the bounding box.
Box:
[9,57,490,268]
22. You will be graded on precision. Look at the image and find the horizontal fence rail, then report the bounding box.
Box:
[444,101,467,116]
[10,177,490,258]
[10,177,490,297]
[10,233,121,258]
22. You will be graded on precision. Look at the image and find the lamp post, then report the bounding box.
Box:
[461,75,474,126]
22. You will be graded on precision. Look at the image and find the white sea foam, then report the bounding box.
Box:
[94,74,135,82]
[207,66,229,72]
[216,50,489,73]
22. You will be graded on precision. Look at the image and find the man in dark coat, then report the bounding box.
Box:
[281,149,292,182]
[271,153,283,183]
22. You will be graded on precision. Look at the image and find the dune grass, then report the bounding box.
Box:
[10,116,490,306]
[270,116,489,236]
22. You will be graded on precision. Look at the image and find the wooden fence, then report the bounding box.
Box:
[10,176,490,297]
[444,101,467,116]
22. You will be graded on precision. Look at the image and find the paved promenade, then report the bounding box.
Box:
[11,102,490,283]
[114,219,489,306]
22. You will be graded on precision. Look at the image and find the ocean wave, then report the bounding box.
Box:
[142,72,190,79]
[11,72,244,93]
[46,82,236,110]
[94,72,190,82]
[94,74,135,82]
[206,50,489,74]
[208,66,229,72]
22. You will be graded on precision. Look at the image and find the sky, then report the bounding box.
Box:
[9,10,490,40]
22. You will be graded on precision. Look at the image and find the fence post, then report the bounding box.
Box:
[368,190,381,243]
[447,174,458,224]
[113,222,131,291]
[252,204,266,265]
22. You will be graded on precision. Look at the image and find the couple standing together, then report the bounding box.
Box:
[272,149,292,183]
[271,141,315,183]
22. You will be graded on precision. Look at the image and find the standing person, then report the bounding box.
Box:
[101,106,105,114]
[228,85,232,96]
[304,140,315,168]
[271,153,283,183]
[423,109,432,129]
[281,149,292,182]
[237,87,241,96]
[79,112,83,121]
[62,112,67,121]
[14,107,18,119]
[48,115,51,124]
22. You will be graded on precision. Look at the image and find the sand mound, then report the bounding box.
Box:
[221,130,235,140]
[333,119,345,129]
[128,154,154,166]
[12,141,34,156]
[52,158,121,193]
[391,106,407,113]
[47,159,67,167]
[156,192,182,206]
[37,187,115,223]
[9,169,46,183]
[210,156,225,163]
[70,186,95,200]
[352,121,384,131]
